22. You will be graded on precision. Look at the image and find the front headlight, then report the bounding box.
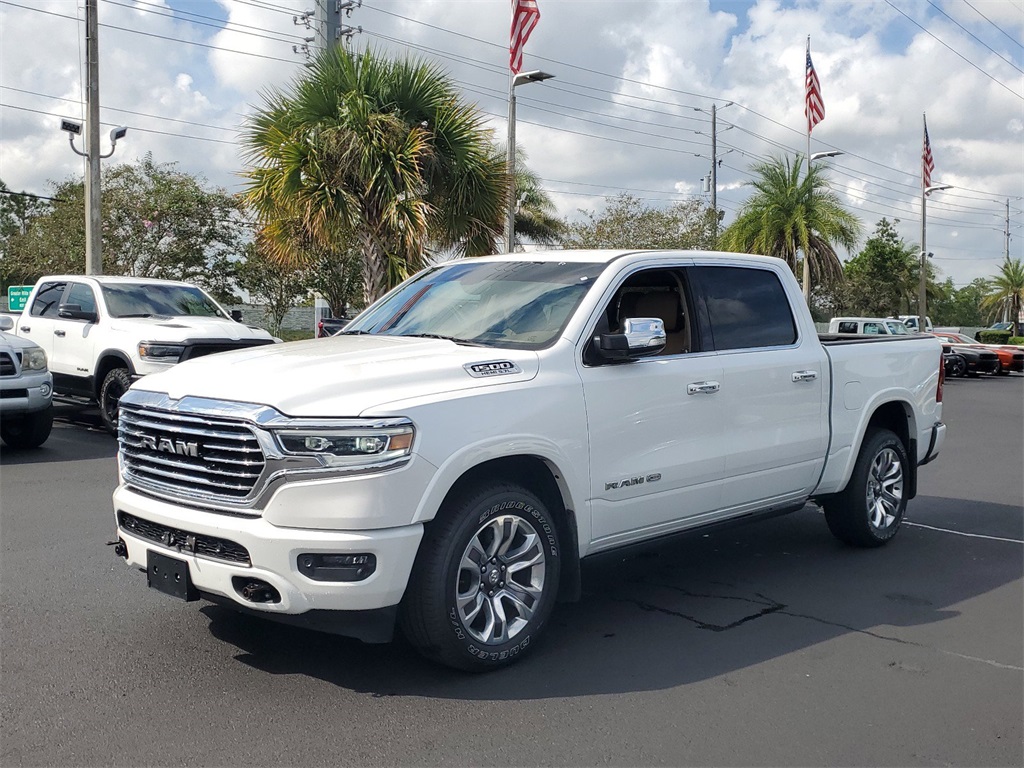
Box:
[138,342,185,363]
[272,423,414,468]
[21,347,48,371]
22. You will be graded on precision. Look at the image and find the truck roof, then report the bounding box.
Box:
[470,249,785,267]
[34,275,202,287]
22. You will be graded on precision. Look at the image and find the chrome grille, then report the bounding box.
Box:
[119,402,266,503]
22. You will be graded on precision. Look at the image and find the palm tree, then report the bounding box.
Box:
[982,258,1024,336]
[719,154,862,288]
[242,47,508,304]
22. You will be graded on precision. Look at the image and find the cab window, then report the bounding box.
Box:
[29,282,67,318]
[63,283,97,316]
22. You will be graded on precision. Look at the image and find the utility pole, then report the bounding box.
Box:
[710,103,718,216]
[1006,198,1011,262]
[85,0,102,275]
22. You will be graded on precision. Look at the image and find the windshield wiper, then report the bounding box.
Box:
[115,313,162,319]
[336,329,373,335]
[397,333,489,347]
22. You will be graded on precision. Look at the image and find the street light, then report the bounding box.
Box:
[919,183,953,330]
[802,150,844,302]
[62,119,127,159]
[505,70,554,253]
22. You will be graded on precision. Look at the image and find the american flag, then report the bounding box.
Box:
[510,0,540,74]
[805,41,824,134]
[922,116,935,189]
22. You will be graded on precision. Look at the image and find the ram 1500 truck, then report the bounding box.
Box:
[111,250,946,671]
[13,275,275,434]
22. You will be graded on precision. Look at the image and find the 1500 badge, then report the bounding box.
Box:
[605,473,661,491]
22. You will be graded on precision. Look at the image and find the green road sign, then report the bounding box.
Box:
[7,285,32,312]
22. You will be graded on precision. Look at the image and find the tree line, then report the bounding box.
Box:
[1,47,1020,336]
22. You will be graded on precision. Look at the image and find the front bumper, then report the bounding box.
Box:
[0,371,53,417]
[113,486,423,638]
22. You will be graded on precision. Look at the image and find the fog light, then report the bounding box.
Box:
[298,553,376,582]
[40,383,52,398]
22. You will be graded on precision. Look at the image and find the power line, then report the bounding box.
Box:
[961,0,1024,51]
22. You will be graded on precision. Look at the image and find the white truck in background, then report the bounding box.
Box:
[110,250,946,671]
[11,276,275,434]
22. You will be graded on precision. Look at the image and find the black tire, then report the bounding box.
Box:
[99,367,132,436]
[949,356,966,378]
[400,482,561,671]
[0,406,54,449]
[823,428,909,548]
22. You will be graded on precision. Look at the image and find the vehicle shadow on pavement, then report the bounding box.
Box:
[201,503,1022,699]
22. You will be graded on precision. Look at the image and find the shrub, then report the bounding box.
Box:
[976,330,1012,344]
[1009,336,1024,346]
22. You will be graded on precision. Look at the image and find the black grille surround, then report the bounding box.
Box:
[118,511,251,565]
[180,339,275,362]
[119,402,267,505]
[0,352,17,377]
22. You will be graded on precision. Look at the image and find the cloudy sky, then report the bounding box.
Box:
[1,0,1022,288]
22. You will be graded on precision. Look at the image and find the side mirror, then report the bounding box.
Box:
[594,317,666,361]
[231,309,243,322]
[58,304,98,323]
[0,315,13,332]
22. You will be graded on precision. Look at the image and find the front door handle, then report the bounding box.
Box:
[792,370,818,382]
[19,326,30,333]
[687,380,721,395]
[54,329,66,338]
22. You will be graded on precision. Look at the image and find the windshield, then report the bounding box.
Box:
[102,283,228,319]
[347,260,604,349]
[885,321,910,335]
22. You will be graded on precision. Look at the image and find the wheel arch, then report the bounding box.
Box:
[859,400,917,500]
[93,350,135,400]
[426,454,582,603]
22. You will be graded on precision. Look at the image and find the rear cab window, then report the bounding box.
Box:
[691,266,797,350]
[29,282,68,318]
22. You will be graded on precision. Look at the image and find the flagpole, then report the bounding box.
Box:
[919,113,928,331]
[505,69,516,254]
[803,36,812,304]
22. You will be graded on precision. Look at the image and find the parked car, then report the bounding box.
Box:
[316,316,350,338]
[10,275,276,433]
[828,317,911,335]
[0,316,54,449]
[931,332,1023,375]
[111,249,946,671]
[899,315,933,333]
[928,334,1001,376]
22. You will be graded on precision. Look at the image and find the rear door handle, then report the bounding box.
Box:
[792,370,818,382]
[687,380,721,395]
[54,329,66,338]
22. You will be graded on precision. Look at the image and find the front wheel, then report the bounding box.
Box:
[823,428,909,548]
[949,356,966,378]
[400,482,561,671]
[99,367,132,436]
[0,406,53,449]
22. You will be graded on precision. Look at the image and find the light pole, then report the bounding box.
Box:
[802,150,844,303]
[505,69,554,253]
[62,119,127,275]
[919,183,952,330]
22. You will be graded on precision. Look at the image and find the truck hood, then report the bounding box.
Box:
[110,315,273,342]
[132,335,541,417]
[0,330,43,353]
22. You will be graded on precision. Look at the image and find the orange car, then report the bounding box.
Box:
[930,333,1024,375]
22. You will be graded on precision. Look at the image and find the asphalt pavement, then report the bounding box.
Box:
[1,375,1021,767]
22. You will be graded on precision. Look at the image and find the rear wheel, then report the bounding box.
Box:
[949,356,966,378]
[0,406,53,449]
[823,428,908,548]
[99,367,131,436]
[400,482,561,671]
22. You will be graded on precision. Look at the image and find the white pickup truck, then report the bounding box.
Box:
[12,276,275,434]
[111,250,946,671]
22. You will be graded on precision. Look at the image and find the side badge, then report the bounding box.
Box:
[465,360,523,378]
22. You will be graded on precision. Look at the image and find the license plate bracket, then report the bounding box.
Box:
[147,550,198,602]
